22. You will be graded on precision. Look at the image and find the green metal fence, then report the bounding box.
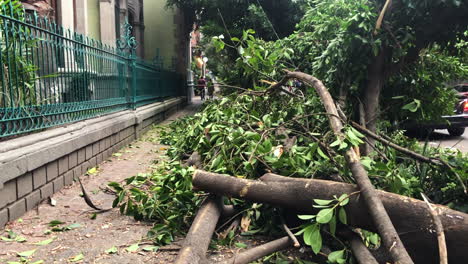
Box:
[0,3,184,138]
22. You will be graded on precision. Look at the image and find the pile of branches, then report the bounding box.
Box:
[112,72,468,263]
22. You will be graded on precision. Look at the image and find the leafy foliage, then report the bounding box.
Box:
[111,90,467,254]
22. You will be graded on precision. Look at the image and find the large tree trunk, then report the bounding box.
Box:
[363,50,387,137]
[192,170,468,264]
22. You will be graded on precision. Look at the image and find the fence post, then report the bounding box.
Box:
[117,20,138,110]
[130,51,137,110]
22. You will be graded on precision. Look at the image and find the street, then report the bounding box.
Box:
[426,129,468,153]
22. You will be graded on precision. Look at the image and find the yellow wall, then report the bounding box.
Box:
[87,0,101,41]
[143,0,177,66]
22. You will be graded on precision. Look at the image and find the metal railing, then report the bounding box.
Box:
[0,2,184,138]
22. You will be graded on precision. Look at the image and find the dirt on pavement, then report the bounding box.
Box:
[0,103,200,264]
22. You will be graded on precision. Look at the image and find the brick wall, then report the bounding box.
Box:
[0,97,186,227]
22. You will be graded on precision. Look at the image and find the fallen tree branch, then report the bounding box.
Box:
[422,193,448,264]
[283,71,413,263]
[77,177,112,212]
[174,195,223,264]
[218,236,293,264]
[192,170,468,263]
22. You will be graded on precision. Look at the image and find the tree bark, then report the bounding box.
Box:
[192,170,468,264]
[284,71,413,264]
[217,236,293,264]
[174,195,223,264]
[363,50,386,137]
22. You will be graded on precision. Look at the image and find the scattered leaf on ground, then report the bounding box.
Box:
[34,237,55,246]
[70,253,84,262]
[105,246,118,254]
[17,249,36,257]
[142,246,159,252]
[48,220,64,227]
[126,243,139,252]
[235,242,247,249]
[87,167,98,175]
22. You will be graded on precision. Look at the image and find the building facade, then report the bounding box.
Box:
[20,0,189,75]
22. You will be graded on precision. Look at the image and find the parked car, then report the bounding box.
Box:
[404,84,468,137]
[441,84,468,136]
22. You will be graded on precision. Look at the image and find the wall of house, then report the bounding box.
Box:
[0,97,186,228]
[143,0,177,67]
[87,0,101,41]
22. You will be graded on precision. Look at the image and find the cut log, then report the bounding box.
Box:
[174,195,223,264]
[192,170,468,264]
[218,236,293,264]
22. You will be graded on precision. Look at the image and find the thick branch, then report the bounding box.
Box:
[174,195,223,264]
[217,237,293,264]
[283,71,413,263]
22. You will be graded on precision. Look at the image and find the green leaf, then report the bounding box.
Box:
[1,236,14,242]
[328,249,345,263]
[338,194,349,206]
[304,225,322,254]
[402,99,421,112]
[329,216,337,237]
[142,246,159,252]
[48,220,64,227]
[15,236,27,243]
[235,242,247,248]
[34,237,55,246]
[316,147,329,160]
[338,208,347,225]
[126,243,139,252]
[17,249,36,257]
[90,213,97,220]
[105,246,118,254]
[65,223,81,230]
[297,215,315,220]
[313,199,333,206]
[316,208,334,224]
[70,253,84,262]
[87,167,98,175]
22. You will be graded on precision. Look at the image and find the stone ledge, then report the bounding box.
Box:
[0,96,186,189]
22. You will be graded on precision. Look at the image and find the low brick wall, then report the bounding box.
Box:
[0,97,186,227]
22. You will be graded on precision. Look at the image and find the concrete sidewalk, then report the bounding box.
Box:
[0,101,200,264]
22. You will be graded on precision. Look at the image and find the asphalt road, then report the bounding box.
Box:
[425,129,468,153]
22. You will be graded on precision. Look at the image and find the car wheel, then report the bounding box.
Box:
[448,127,465,137]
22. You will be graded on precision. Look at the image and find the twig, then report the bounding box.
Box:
[77,177,112,212]
[350,121,443,165]
[279,213,300,248]
[421,193,448,264]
